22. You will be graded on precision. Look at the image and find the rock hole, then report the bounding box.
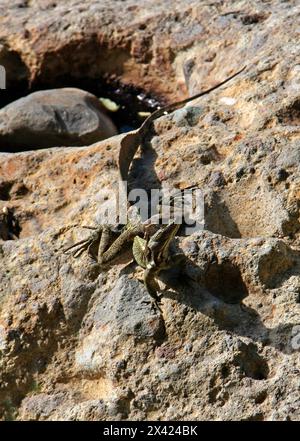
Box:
[234,343,269,380]
[255,390,268,404]
[0,182,13,201]
[240,12,268,25]
[138,23,147,30]
[0,49,29,101]
[205,181,293,238]
[204,261,248,304]
[0,74,164,152]
[242,413,265,421]
[220,365,230,378]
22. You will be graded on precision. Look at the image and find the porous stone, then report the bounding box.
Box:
[0,0,299,422]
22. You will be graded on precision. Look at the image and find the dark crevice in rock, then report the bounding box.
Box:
[242,412,265,421]
[0,47,29,94]
[0,301,67,420]
[204,261,248,304]
[277,99,300,126]
[234,343,269,380]
[0,182,13,201]
[204,195,242,239]
[0,75,163,137]
[0,207,21,240]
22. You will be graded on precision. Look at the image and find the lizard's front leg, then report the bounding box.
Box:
[143,267,161,302]
[97,225,119,263]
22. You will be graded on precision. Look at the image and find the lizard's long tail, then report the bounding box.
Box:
[140,65,247,133]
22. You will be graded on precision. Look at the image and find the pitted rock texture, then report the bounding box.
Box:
[0,0,299,422]
[0,88,117,151]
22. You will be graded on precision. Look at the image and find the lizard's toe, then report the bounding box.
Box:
[141,295,162,313]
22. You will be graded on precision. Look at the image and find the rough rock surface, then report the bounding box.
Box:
[0,88,117,151]
[0,0,299,421]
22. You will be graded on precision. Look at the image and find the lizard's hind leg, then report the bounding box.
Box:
[97,225,120,263]
[64,224,124,262]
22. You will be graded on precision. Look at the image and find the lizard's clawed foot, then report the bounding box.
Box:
[63,226,102,259]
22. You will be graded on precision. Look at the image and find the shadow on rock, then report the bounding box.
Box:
[158,255,299,356]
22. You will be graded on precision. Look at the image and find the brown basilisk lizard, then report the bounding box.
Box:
[65,66,246,302]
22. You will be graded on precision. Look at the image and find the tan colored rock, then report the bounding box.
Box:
[0,0,299,422]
